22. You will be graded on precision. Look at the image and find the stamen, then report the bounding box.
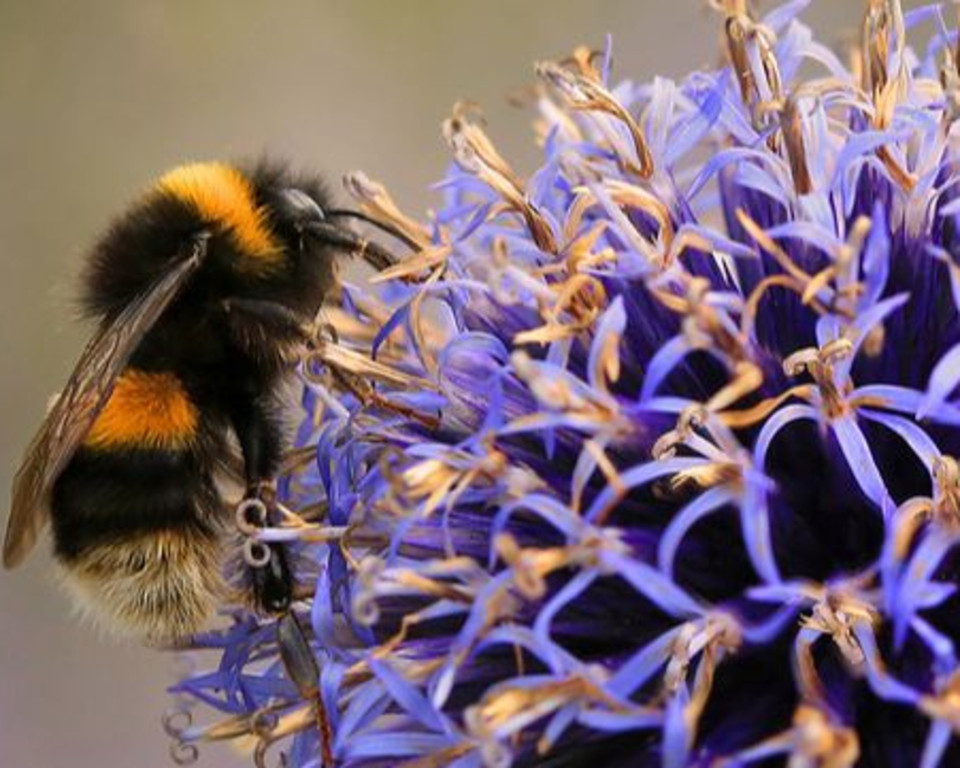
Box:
[721,10,783,141]
[859,0,915,190]
[704,361,763,414]
[800,593,877,667]
[562,45,605,82]
[934,456,960,525]
[736,210,813,285]
[919,671,960,730]
[536,61,654,178]
[514,274,607,345]
[495,534,567,599]
[444,105,558,253]
[781,95,813,195]
[790,706,860,767]
[720,385,815,429]
[343,171,431,249]
[861,0,891,96]
[369,244,452,283]
[890,497,934,560]
[741,274,827,340]
[305,338,438,392]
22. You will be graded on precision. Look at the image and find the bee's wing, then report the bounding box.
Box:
[3,240,208,568]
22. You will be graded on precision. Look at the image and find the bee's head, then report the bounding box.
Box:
[82,161,375,322]
[159,162,341,315]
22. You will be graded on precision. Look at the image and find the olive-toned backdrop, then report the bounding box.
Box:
[0,2,918,766]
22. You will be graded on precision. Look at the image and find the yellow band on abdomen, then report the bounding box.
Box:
[85,370,199,450]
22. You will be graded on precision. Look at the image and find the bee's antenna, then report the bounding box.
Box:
[303,220,397,272]
[324,209,421,252]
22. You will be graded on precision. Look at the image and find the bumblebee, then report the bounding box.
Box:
[4,161,389,643]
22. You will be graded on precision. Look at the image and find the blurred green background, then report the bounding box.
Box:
[0,1,920,765]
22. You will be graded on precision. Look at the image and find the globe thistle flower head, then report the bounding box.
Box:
[170,1,960,766]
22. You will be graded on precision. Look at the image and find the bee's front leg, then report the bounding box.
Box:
[220,297,316,350]
[230,398,293,614]
[230,396,283,495]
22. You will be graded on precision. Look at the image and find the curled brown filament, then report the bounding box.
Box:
[163,709,200,766]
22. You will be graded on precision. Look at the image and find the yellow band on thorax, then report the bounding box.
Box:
[156,162,281,267]
[84,370,199,451]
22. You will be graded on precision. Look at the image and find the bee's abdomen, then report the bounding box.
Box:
[56,523,224,644]
[50,448,226,643]
[51,447,218,556]
[52,367,216,556]
[50,368,226,642]
[84,369,200,451]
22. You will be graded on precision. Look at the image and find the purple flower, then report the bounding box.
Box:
[169,2,960,766]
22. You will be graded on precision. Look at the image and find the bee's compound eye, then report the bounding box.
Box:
[278,189,325,223]
[243,538,272,568]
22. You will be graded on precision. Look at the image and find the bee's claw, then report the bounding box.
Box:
[245,479,278,506]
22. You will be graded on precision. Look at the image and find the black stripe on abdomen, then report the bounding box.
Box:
[50,447,220,560]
